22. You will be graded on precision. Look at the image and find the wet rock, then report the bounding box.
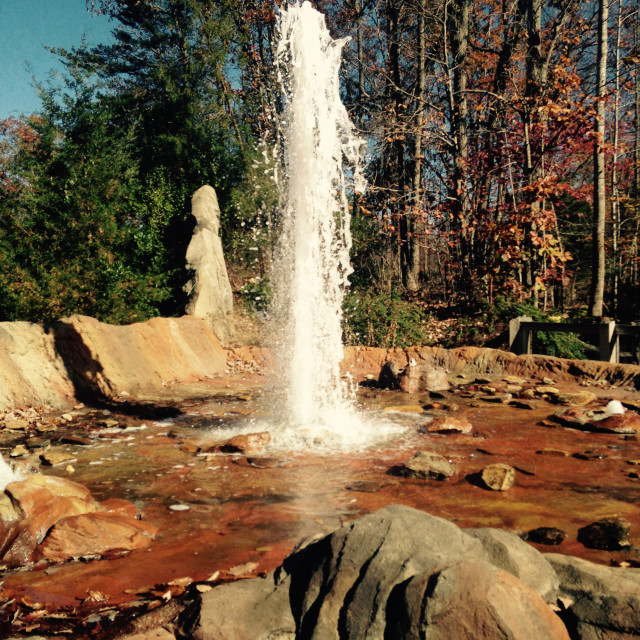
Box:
[577,517,631,551]
[40,450,76,466]
[9,444,29,458]
[3,495,98,566]
[536,449,569,457]
[509,400,537,410]
[556,391,597,406]
[220,431,271,455]
[34,512,158,562]
[547,553,640,639]
[524,527,567,546]
[4,418,29,431]
[594,412,640,434]
[389,451,455,480]
[6,473,94,516]
[573,450,608,461]
[420,415,472,434]
[481,463,516,491]
[382,404,424,414]
[480,393,513,403]
[398,364,450,394]
[465,527,560,601]
[536,386,560,395]
[378,361,402,389]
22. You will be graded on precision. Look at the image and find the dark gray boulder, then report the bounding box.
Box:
[547,553,640,639]
[179,506,572,640]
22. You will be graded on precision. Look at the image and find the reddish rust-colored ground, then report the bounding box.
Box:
[1,374,639,637]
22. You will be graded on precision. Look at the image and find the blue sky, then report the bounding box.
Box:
[0,0,114,119]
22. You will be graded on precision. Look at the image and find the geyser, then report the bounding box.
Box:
[269,2,400,449]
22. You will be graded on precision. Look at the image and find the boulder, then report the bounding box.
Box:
[547,553,640,639]
[34,512,158,562]
[398,363,450,393]
[181,506,571,640]
[577,517,631,551]
[183,572,295,640]
[184,185,234,344]
[388,560,569,640]
[465,527,559,602]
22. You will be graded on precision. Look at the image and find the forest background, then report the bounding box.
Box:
[0,0,636,355]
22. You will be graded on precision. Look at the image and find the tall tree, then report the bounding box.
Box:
[589,0,609,317]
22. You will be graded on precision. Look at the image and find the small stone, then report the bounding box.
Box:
[4,418,29,430]
[481,463,516,491]
[60,413,74,422]
[557,391,597,406]
[228,561,259,577]
[524,527,567,545]
[542,377,555,385]
[577,517,631,550]
[627,460,640,466]
[479,386,497,394]
[36,422,58,432]
[509,400,536,410]
[9,444,29,458]
[382,405,424,414]
[421,415,472,434]
[220,431,271,455]
[388,451,455,481]
[521,389,537,399]
[572,450,608,460]
[535,386,560,395]
[480,394,512,403]
[169,504,190,511]
[238,395,253,402]
[503,375,527,385]
[475,376,493,383]
[536,448,569,457]
[99,419,121,429]
[40,451,76,466]
[504,384,523,393]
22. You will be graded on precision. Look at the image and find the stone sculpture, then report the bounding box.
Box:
[184,185,234,344]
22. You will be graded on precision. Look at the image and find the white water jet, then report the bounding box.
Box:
[266,2,401,450]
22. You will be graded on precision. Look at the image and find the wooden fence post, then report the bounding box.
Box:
[598,320,619,363]
[509,316,532,355]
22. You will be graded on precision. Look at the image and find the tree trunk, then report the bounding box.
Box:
[589,0,608,318]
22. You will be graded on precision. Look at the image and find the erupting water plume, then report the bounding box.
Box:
[269,1,370,445]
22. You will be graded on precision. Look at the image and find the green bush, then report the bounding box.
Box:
[343,288,430,348]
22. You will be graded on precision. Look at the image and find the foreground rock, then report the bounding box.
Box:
[547,553,640,639]
[0,472,157,568]
[179,505,569,640]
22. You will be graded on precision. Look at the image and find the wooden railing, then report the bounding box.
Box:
[508,316,640,363]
